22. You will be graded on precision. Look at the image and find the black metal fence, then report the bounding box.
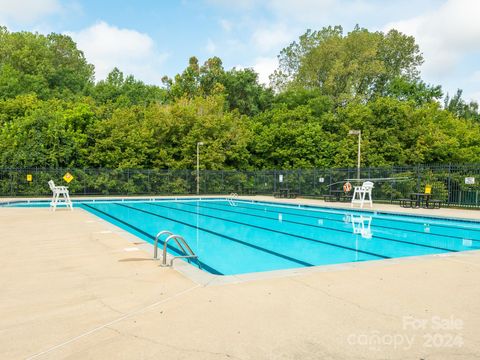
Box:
[2,164,480,208]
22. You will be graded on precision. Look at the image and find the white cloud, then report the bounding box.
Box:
[68,22,168,84]
[0,0,62,24]
[252,24,292,53]
[266,0,338,22]
[219,19,233,32]
[385,0,480,77]
[206,38,217,54]
[208,0,374,24]
[206,0,256,10]
[467,91,480,104]
[469,71,480,84]
[465,75,480,103]
[252,57,278,85]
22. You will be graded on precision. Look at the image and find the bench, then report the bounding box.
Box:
[398,198,441,209]
[399,198,417,208]
[273,189,297,198]
[426,199,442,209]
[323,194,337,202]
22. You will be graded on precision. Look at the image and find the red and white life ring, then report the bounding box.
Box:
[343,182,352,192]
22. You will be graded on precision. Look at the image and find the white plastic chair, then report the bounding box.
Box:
[351,181,374,208]
[48,180,73,211]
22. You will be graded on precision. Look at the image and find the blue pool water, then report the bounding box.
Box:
[5,199,480,275]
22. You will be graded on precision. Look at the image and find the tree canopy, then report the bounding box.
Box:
[0,26,94,100]
[271,26,424,104]
[0,26,479,171]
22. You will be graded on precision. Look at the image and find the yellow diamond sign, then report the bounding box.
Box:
[63,172,74,183]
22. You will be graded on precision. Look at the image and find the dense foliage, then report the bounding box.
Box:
[1,25,480,171]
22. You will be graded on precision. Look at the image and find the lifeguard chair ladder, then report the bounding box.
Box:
[48,180,73,211]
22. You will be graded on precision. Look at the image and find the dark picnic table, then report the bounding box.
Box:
[323,189,352,202]
[399,193,441,209]
[274,188,298,199]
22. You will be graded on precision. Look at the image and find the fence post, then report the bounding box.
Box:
[447,163,451,206]
[298,169,301,195]
[329,169,332,195]
[203,170,206,194]
[416,165,421,193]
[10,170,13,196]
[147,169,150,195]
[273,170,276,193]
[222,170,225,193]
[125,169,129,195]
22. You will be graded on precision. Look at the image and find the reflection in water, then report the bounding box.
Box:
[350,215,373,239]
[424,223,430,233]
[196,201,200,250]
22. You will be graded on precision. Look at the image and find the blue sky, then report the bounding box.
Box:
[1,0,479,102]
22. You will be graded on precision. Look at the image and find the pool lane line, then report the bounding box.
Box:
[187,203,468,252]
[183,202,462,252]
[170,201,459,253]
[219,201,480,241]
[139,202,390,259]
[82,204,222,275]
[113,203,317,267]
[232,200,480,234]
[210,201,480,243]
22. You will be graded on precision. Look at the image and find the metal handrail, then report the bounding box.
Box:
[227,192,238,206]
[161,234,198,267]
[153,230,173,259]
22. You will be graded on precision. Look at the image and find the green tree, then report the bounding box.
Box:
[85,95,251,170]
[164,57,273,116]
[0,95,96,167]
[249,99,338,169]
[444,89,480,121]
[271,26,423,103]
[91,68,166,106]
[2,25,480,176]
[385,76,443,106]
[164,56,202,100]
[270,26,343,91]
[0,27,94,99]
[222,68,273,116]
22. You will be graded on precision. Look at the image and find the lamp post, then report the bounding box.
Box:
[348,130,361,180]
[196,142,204,195]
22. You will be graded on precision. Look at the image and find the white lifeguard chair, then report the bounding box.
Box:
[48,180,73,211]
[351,181,374,208]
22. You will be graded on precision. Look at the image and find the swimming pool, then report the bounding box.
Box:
[5,198,480,275]
[77,199,480,275]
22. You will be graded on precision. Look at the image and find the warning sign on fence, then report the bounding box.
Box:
[465,177,475,185]
[63,172,74,183]
[26,174,32,182]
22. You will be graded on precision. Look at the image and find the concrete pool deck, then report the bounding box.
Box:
[1,196,480,359]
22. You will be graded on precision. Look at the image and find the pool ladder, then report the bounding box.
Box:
[153,230,198,267]
[227,192,238,206]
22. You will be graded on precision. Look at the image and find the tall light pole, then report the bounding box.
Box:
[196,142,204,195]
[348,130,361,180]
